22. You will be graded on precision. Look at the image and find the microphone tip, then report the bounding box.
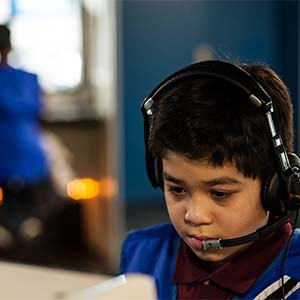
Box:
[202,239,222,250]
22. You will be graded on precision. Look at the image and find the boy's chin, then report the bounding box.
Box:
[194,251,229,263]
[192,244,250,263]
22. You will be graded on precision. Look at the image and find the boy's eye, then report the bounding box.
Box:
[210,190,231,200]
[167,186,186,196]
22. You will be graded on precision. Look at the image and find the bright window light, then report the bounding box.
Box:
[0,0,11,24]
[8,0,83,93]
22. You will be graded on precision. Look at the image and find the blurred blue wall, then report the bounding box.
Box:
[118,0,299,204]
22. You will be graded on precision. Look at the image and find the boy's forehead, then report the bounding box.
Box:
[162,150,262,187]
[163,150,234,168]
[162,150,250,179]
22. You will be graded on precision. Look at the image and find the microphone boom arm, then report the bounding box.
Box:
[202,214,291,250]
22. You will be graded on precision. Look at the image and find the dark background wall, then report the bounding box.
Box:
[119,0,299,205]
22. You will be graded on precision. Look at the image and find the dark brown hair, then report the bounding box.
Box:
[148,63,294,183]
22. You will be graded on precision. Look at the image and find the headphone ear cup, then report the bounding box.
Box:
[287,152,300,199]
[261,172,288,216]
[262,153,300,215]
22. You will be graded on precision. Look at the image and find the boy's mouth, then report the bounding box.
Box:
[187,234,207,250]
[189,237,204,250]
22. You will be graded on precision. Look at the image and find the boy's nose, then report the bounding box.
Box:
[184,197,212,226]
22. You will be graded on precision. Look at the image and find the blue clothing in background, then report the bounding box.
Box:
[0,65,48,184]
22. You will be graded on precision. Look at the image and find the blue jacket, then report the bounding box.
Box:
[0,65,48,184]
[120,223,300,300]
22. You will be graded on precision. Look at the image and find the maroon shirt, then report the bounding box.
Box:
[173,223,292,299]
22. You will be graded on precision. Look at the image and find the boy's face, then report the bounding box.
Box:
[162,150,269,262]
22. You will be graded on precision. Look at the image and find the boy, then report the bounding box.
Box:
[120,60,300,299]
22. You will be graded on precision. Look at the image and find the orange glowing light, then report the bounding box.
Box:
[67,177,118,201]
[67,178,100,200]
[99,177,118,198]
[0,187,3,204]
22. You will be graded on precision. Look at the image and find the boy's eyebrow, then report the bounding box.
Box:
[162,172,242,186]
[163,172,185,185]
[202,177,242,187]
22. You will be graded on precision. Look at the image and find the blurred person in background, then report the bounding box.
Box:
[0,24,59,249]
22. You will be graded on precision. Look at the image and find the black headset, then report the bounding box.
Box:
[141,60,300,217]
